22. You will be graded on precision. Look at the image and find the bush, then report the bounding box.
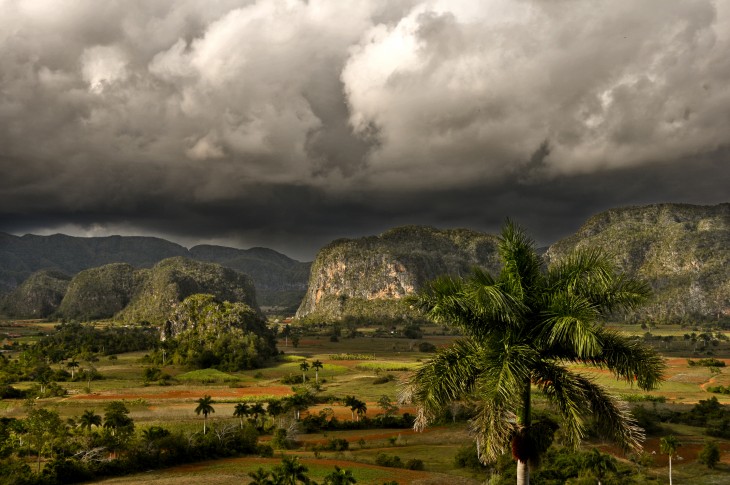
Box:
[688,358,726,367]
[404,458,425,470]
[454,443,487,470]
[417,342,437,353]
[375,453,403,468]
[373,374,395,385]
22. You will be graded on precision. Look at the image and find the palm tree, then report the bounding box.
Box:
[582,448,617,485]
[248,467,274,485]
[299,360,310,382]
[323,466,357,485]
[78,409,102,433]
[660,435,680,485]
[274,456,310,485]
[250,402,266,428]
[233,402,250,429]
[402,221,665,485]
[344,395,358,421]
[312,360,324,384]
[353,400,367,422]
[195,395,215,435]
[268,399,285,427]
[66,359,80,379]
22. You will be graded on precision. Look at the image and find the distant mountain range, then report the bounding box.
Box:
[0,233,310,315]
[1,202,727,324]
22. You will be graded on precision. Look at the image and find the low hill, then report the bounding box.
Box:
[0,270,71,318]
[295,225,501,323]
[118,257,261,325]
[57,263,138,321]
[546,203,730,323]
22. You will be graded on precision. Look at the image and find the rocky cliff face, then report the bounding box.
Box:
[546,203,729,323]
[296,226,501,323]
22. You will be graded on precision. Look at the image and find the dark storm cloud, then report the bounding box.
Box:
[1,0,728,260]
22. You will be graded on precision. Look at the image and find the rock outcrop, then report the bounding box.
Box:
[296,226,501,323]
[546,203,729,323]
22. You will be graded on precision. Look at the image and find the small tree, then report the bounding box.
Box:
[698,440,721,469]
[660,435,680,485]
[195,395,215,434]
[377,395,399,417]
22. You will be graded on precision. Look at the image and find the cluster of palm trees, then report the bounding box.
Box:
[299,359,323,383]
[343,395,367,422]
[404,221,666,485]
[233,401,267,429]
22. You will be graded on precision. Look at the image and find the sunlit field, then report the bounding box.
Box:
[4,320,730,483]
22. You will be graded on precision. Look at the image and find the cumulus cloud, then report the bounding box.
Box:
[0,0,728,259]
[342,0,730,188]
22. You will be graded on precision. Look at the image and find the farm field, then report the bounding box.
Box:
[4,321,730,483]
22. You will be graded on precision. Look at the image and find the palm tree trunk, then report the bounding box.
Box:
[668,455,672,485]
[516,461,529,485]
[517,380,531,485]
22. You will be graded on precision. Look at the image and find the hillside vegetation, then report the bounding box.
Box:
[0,270,70,318]
[546,203,729,324]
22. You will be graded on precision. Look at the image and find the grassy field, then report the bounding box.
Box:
[5,320,730,483]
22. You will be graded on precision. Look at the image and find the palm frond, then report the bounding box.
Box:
[547,248,651,313]
[416,270,520,339]
[470,399,518,463]
[532,362,588,449]
[401,338,485,429]
[498,219,543,301]
[534,362,644,453]
[540,292,601,357]
[586,327,666,390]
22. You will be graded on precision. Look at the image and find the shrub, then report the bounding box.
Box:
[404,458,425,470]
[417,342,437,353]
[375,453,403,468]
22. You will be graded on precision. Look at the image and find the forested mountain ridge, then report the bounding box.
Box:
[0,233,309,315]
[295,225,502,323]
[1,257,262,323]
[545,203,729,323]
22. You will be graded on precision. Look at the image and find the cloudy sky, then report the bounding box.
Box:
[1,0,728,260]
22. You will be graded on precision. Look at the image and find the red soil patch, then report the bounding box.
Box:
[69,385,293,401]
